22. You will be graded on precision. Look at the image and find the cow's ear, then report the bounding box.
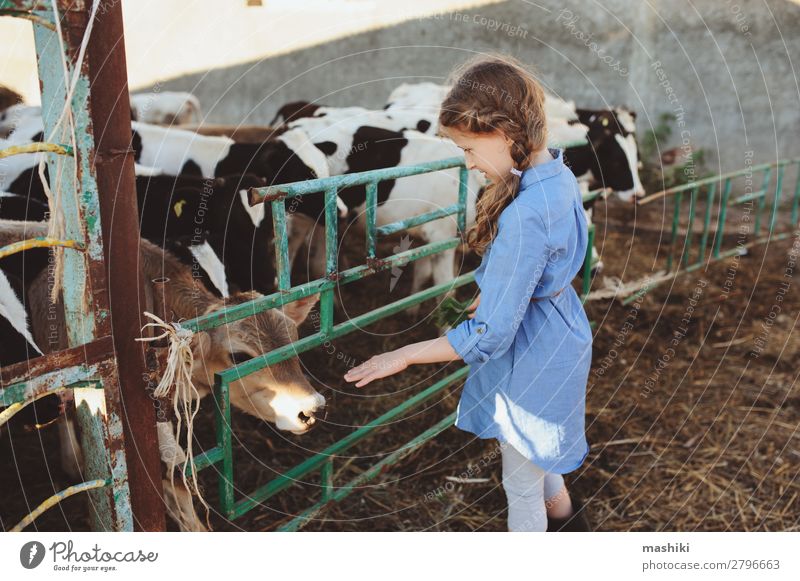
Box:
[282,293,320,325]
[191,331,212,361]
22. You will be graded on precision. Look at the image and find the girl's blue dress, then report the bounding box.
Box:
[445,148,592,474]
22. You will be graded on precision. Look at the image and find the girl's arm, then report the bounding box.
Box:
[343,297,480,388]
[343,337,460,388]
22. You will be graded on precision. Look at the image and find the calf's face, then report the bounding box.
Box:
[190,292,326,434]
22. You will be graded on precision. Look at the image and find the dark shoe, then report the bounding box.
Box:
[546,495,592,532]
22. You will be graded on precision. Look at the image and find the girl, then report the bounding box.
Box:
[343,54,593,533]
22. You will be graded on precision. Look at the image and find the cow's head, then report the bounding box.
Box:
[190,291,326,434]
[578,107,645,202]
[252,127,330,183]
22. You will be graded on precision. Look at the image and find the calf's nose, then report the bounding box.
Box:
[298,410,317,430]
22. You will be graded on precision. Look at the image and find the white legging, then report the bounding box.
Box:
[500,441,567,532]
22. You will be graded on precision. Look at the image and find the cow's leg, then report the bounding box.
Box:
[308,223,328,281]
[430,246,458,299]
[406,256,433,317]
[307,222,347,311]
[57,412,84,481]
[162,478,208,532]
[285,214,315,283]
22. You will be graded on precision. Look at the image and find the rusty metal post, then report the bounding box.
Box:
[85,0,165,531]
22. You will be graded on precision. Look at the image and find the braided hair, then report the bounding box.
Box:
[438,54,548,255]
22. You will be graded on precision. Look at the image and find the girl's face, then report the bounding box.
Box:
[440,126,514,182]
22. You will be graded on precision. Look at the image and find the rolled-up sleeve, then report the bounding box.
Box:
[445,202,552,365]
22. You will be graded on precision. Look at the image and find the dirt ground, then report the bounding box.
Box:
[2,196,798,532]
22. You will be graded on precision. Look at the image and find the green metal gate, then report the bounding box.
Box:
[0,1,162,532]
[620,158,800,305]
[177,147,601,530]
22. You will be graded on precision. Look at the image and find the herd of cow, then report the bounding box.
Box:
[0,83,645,529]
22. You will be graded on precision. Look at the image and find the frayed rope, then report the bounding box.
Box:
[136,311,212,530]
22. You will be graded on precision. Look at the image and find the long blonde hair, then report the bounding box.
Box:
[438,54,548,255]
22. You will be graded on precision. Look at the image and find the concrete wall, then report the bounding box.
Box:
[151,1,799,173]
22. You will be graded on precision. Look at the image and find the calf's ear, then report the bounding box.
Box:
[282,293,320,325]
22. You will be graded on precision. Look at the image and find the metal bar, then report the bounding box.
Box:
[218,271,474,383]
[278,411,456,531]
[253,157,465,201]
[681,186,697,267]
[620,230,797,306]
[271,199,291,291]
[320,457,334,502]
[86,0,165,531]
[698,182,716,265]
[184,237,461,333]
[638,159,798,205]
[457,166,468,236]
[0,236,82,260]
[753,167,772,237]
[666,191,683,271]
[0,1,65,11]
[376,203,459,237]
[186,273,473,482]
[767,164,785,235]
[732,188,769,205]
[184,446,224,475]
[581,223,595,300]
[11,479,110,532]
[32,3,126,532]
[713,178,733,259]
[0,9,55,29]
[0,385,68,427]
[214,377,235,518]
[231,368,468,518]
[0,142,72,158]
[365,181,377,259]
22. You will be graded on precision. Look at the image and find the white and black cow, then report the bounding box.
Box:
[14,227,327,530]
[130,91,201,126]
[384,82,581,137]
[277,124,486,304]
[0,268,42,367]
[136,173,277,297]
[564,107,645,202]
[0,190,48,222]
[0,104,41,139]
[130,121,347,218]
[0,85,22,114]
[381,82,643,200]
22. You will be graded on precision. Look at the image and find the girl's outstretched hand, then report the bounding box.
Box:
[344,349,409,388]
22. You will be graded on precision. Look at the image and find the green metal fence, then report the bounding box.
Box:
[0,1,134,531]
[176,147,604,530]
[622,158,800,305]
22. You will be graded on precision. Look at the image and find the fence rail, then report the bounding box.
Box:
[622,158,800,305]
